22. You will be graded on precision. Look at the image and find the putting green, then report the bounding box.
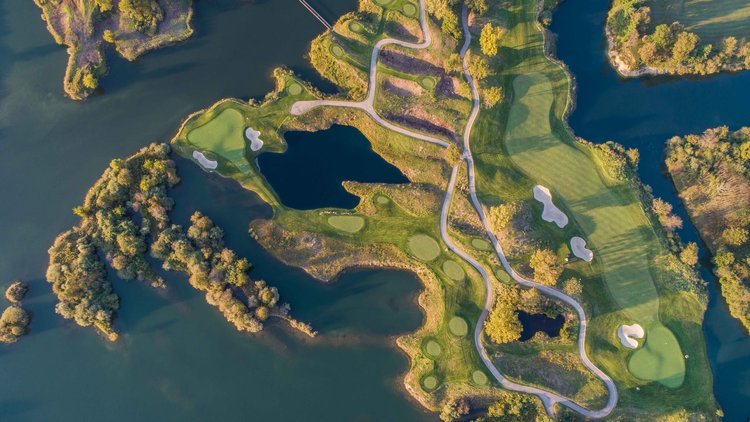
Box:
[471,238,492,251]
[286,83,302,95]
[186,108,249,169]
[330,44,345,58]
[372,0,393,5]
[348,21,364,33]
[402,2,417,16]
[628,325,686,388]
[407,234,441,261]
[442,260,465,281]
[504,73,685,384]
[471,370,488,385]
[375,195,390,205]
[424,339,442,357]
[448,316,468,337]
[327,215,365,233]
[420,77,436,90]
[495,269,511,282]
[422,375,438,390]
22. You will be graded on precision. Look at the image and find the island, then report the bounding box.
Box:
[162,0,718,419]
[1,281,31,344]
[33,0,193,100]
[666,126,750,333]
[606,0,750,77]
[46,143,313,341]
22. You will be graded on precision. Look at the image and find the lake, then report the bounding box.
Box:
[0,0,431,420]
[551,1,750,419]
[258,124,408,210]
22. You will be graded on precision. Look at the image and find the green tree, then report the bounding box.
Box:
[444,53,462,74]
[529,248,564,286]
[484,286,521,344]
[441,10,461,39]
[480,23,503,57]
[482,86,504,108]
[680,242,699,266]
[672,31,699,64]
[83,72,99,90]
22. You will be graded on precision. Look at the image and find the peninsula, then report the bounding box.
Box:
[33,0,193,99]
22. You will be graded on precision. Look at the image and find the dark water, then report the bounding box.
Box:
[258,124,409,209]
[551,1,750,419]
[517,311,564,341]
[0,0,432,420]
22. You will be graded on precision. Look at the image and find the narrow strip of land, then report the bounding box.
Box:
[290,1,617,417]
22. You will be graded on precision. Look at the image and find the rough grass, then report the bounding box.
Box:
[649,0,750,45]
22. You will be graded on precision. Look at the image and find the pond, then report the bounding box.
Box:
[258,124,409,210]
[517,311,565,341]
[551,1,750,419]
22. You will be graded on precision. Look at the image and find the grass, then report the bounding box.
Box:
[471,370,488,385]
[471,238,492,251]
[448,316,468,337]
[422,375,439,390]
[407,234,441,261]
[187,108,248,168]
[648,0,750,45]
[442,260,465,281]
[425,339,443,357]
[628,325,686,388]
[327,215,366,233]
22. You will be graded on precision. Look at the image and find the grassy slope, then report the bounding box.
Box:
[649,0,750,45]
[470,0,717,416]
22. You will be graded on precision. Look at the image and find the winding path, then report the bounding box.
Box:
[291,1,617,418]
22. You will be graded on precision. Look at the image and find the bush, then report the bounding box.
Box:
[5,281,28,303]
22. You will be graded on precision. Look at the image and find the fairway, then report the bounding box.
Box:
[186,108,249,169]
[504,73,684,382]
[407,234,441,261]
[649,0,750,44]
[327,215,365,233]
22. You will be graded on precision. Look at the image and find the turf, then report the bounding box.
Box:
[286,82,303,95]
[448,317,469,337]
[327,215,365,233]
[422,375,438,390]
[629,325,686,388]
[442,260,465,281]
[425,340,443,357]
[407,234,441,261]
[648,0,750,45]
[186,108,248,169]
[503,72,685,384]
[402,3,417,17]
[472,370,488,385]
[471,238,492,251]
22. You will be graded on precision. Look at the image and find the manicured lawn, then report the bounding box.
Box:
[448,316,468,337]
[327,215,365,233]
[407,234,441,261]
[503,72,685,385]
[442,260,465,281]
[629,325,686,388]
[649,0,750,45]
[186,108,248,169]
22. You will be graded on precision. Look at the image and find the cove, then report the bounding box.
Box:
[518,311,564,341]
[0,0,432,420]
[551,1,750,419]
[258,124,409,210]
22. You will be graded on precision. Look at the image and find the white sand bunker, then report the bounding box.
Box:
[192,151,217,169]
[245,127,264,152]
[533,185,568,228]
[570,236,594,262]
[618,323,645,349]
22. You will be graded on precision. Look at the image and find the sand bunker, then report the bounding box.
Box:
[192,151,217,169]
[570,236,594,262]
[618,323,645,349]
[533,185,568,228]
[245,127,264,152]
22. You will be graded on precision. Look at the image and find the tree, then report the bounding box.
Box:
[441,10,461,39]
[722,226,749,246]
[103,29,116,43]
[722,36,738,57]
[5,281,28,304]
[466,0,488,15]
[83,72,99,90]
[487,392,537,418]
[95,0,113,13]
[489,202,519,231]
[440,398,470,421]
[529,248,564,286]
[650,24,675,53]
[444,53,462,74]
[480,23,503,57]
[444,143,462,166]
[652,198,683,231]
[680,242,699,266]
[485,285,521,344]
[468,54,490,81]
[482,86,504,108]
[672,31,699,64]
[562,277,583,298]
[638,40,658,65]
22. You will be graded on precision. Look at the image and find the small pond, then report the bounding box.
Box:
[257,125,409,210]
[518,311,565,341]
